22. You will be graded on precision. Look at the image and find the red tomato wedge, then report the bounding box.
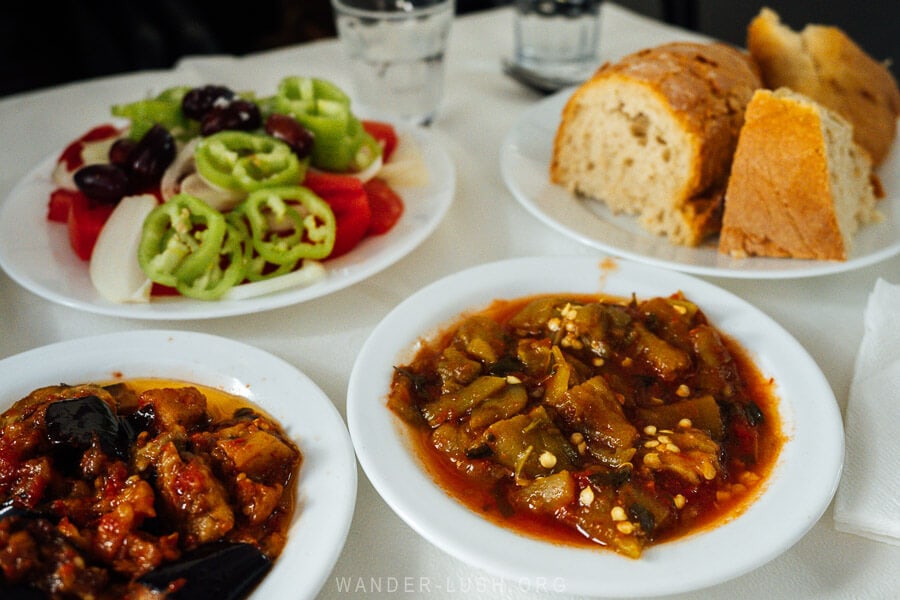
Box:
[48,188,77,223]
[303,171,372,258]
[362,120,398,163]
[66,192,115,261]
[363,178,404,235]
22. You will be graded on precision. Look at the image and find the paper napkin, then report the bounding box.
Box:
[834,278,900,545]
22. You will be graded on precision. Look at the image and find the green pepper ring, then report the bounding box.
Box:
[236,185,337,264]
[195,131,303,192]
[226,212,299,281]
[137,194,227,288]
[174,221,248,300]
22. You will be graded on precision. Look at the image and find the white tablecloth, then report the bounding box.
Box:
[1,4,898,599]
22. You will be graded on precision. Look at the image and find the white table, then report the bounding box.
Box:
[1,4,898,599]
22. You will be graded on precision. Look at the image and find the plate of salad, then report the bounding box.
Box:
[0,77,455,319]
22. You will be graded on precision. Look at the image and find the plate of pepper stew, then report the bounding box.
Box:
[347,255,843,597]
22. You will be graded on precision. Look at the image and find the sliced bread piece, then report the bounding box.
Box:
[719,87,880,261]
[550,42,761,246]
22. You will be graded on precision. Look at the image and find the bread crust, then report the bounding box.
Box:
[550,42,760,246]
[747,8,900,166]
[719,88,877,261]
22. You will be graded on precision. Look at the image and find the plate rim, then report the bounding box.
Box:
[500,87,900,279]
[0,123,455,320]
[347,255,844,597]
[0,329,358,600]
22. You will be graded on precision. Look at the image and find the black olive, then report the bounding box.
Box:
[201,99,261,136]
[73,163,130,203]
[107,137,136,166]
[125,124,176,189]
[264,113,314,158]
[182,85,236,121]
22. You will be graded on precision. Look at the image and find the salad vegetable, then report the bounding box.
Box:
[274,76,379,173]
[137,194,228,289]
[46,75,424,302]
[173,220,249,300]
[303,171,371,258]
[89,194,157,303]
[236,186,336,264]
[194,131,304,192]
[112,86,194,141]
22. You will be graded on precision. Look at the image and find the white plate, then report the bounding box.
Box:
[0,124,454,319]
[347,256,843,597]
[0,330,357,600]
[500,88,900,279]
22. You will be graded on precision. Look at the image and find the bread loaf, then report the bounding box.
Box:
[719,88,880,261]
[747,8,900,166]
[550,42,761,246]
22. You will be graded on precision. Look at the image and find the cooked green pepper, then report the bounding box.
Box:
[195,131,304,192]
[174,221,248,300]
[235,186,336,265]
[112,86,195,141]
[138,194,227,288]
[272,76,379,172]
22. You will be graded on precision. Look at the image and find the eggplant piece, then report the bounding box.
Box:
[44,395,136,460]
[137,541,271,600]
[0,585,46,599]
[422,376,507,427]
[0,498,45,522]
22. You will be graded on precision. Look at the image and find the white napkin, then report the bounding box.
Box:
[834,278,900,545]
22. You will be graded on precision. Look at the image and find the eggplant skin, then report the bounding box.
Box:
[137,541,271,600]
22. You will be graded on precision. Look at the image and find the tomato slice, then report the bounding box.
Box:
[363,178,404,235]
[66,192,115,261]
[362,120,398,163]
[304,171,372,258]
[151,283,181,297]
[48,188,77,223]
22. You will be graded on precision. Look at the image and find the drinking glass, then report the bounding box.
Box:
[513,0,601,83]
[331,0,454,126]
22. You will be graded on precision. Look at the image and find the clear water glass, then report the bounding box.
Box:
[514,0,601,82]
[331,0,454,126]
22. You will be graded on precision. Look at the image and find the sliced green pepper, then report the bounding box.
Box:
[112,86,196,141]
[226,212,299,281]
[195,131,304,192]
[174,221,248,300]
[235,186,336,264]
[272,76,380,172]
[138,194,227,288]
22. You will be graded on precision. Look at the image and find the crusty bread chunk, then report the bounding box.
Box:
[550,42,761,246]
[719,88,880,261]
[747,7,900,166]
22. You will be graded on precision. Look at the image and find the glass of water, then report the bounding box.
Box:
[513,0,600,83]
[331,0,454,126]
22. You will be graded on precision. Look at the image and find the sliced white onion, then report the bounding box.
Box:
[160,137,199,200]
[179,173,246,211]
[89,194,158,303]
[161,137,245,210]
[377,133,429,188]
[222,260,327,301]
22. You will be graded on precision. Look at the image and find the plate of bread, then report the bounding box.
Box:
[501,9,900,278]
